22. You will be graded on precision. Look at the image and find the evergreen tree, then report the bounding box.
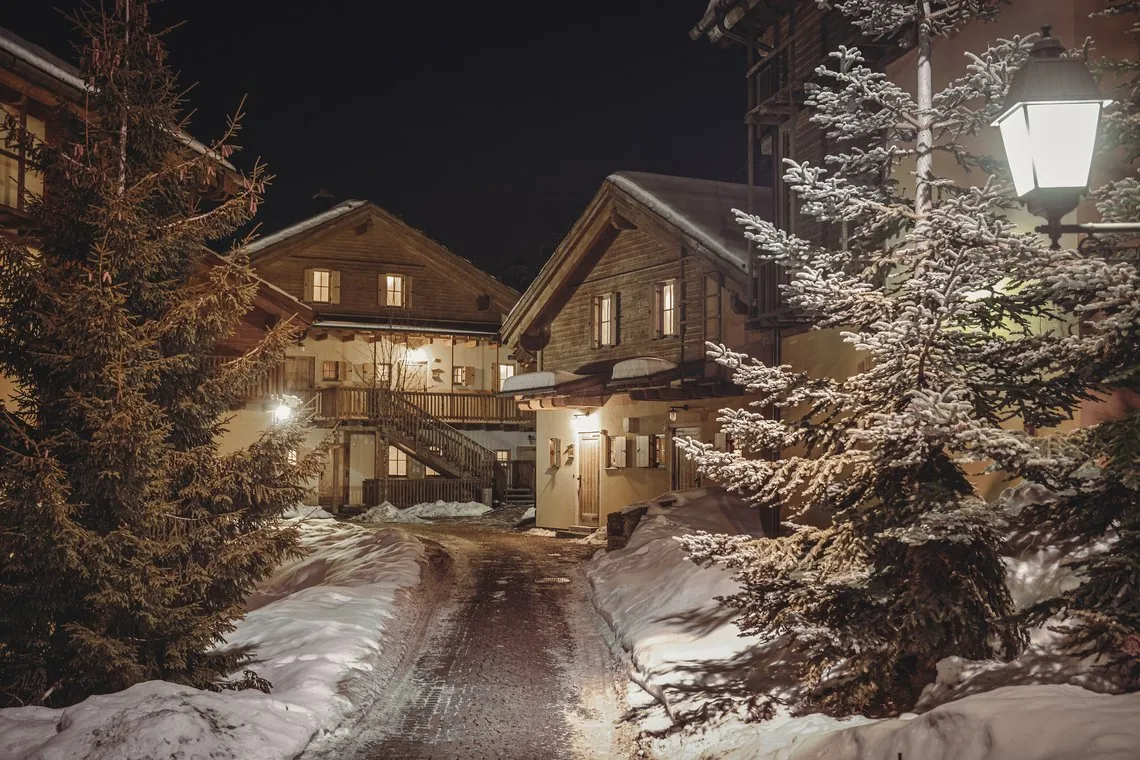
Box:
[0,0,322,707]
[675,1,1118,716]
[1019,1,1140,684]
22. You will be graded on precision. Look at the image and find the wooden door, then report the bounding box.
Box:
[671,427,701,491]
[577,432,601,527]
[347,433,376,505]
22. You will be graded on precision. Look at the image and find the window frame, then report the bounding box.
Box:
[383,274,406,307]
[655,280,679,339]
[387,446,408,478]
[321,360,340,382]
[592,292,618,348]
[311,269,332,303]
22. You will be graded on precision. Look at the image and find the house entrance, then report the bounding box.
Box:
[577,431,601,527]
[670,427,701,491]
[346,432,376,506]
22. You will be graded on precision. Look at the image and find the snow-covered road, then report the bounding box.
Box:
[305,524,636,760]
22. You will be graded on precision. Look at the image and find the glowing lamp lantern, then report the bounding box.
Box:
[993,27,1111,247]
[272,403,293,424]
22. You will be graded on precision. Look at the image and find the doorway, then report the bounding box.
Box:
[577,431,600,527]
[670,426,701,491]
[346,432,376,506]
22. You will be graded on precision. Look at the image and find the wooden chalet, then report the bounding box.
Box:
[0,24,316,455]
[245,200,536,511]
[500,171,777,533]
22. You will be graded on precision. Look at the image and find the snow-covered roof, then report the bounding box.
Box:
[606,171,759,273]
[244,200,369,256]
[501,371,586,395]
[611,357,678,381]
[689,0,771,42]
[0,25,235,171]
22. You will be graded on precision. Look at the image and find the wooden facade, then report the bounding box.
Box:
[250,202,518,328]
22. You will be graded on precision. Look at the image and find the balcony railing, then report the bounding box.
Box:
[314,387,534,427]
[363,478,488,509]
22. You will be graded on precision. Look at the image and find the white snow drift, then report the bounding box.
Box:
[353,499,491,524]
[587,487,1140,760]
[0,517,424,760]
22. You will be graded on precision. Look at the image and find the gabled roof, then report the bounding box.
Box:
[244,200,520,307]
[607,171,754,273]
[690,0,782,43]
[501,171,770,349]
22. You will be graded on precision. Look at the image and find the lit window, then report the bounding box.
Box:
[496,363,515,391]
[495,449,511,463]
[384,274,406,307]
[656,281,678,338]
[309,269,332,303]
[592,293,618,348]
[321,361,340,381]
[453,365,474,386]
[388,446,407,477]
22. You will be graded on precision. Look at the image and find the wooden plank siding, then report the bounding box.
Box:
[251,206,518,326]
[541,225,746,374]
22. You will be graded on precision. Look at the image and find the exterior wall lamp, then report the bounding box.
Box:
[667,404,689,422]
[993,27,1127,249]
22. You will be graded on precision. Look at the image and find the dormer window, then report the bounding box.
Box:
[303,268,339,303]
[382,274,407,307]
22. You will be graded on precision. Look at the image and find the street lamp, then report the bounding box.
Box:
[993,27,1113,248]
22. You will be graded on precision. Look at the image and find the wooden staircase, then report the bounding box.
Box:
[378,390,495,483]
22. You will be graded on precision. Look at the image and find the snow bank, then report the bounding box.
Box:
[280,504,335,520]
[794,685,1140,760]
[352,502,427,524]
[352,499,491,523]
[586,489,777,728]
[0,520,424,760]
[409,500,491,518]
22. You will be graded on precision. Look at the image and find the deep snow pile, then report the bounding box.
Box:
[280,503,336,520]
[354,499,491,523]
[587,487,1140,760]
[0,517,424,760]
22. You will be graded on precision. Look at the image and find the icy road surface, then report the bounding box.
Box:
[305,523,635,760]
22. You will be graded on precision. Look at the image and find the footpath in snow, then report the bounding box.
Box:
[0,510,425,760]
[586,487,1140,760]
[351,499,492,524]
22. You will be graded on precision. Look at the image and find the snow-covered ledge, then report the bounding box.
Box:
[500,370,586,395]
[611,357,677,381]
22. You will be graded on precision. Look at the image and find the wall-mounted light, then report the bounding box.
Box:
[571,409,596,433]
[272,403,293,424]
[405,346,429,364]
[667,404,689,423]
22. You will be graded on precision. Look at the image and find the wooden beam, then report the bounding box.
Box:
[312,331,329,342]
[340,332,356,343]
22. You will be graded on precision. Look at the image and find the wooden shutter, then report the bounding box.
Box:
[653,283,663,338]
[303,268,314,301]
[591,296,601,349]
[378,274,385,305]
[464,366,476,386]
[340,361,351,381]
[403,274,412,309]
[612,292,621,346]
[330,270,342,304]
[635,435,650,468]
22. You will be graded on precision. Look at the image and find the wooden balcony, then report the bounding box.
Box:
[314,387,535,428]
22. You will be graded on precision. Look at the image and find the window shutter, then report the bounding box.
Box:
[654,283,663,339]
[636,435,650,468]
[612,292,621,346]
[378,274,385,305]
[303,268,314,301]
[340,361,351,381]
[330,270,342,304]
[491,362,500,391]
[404,275,412,309]
[591,297,601,349]
[465,366,476,386]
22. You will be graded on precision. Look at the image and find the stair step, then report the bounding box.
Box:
[553,524,598,538]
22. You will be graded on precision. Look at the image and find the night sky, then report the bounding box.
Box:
[4,1,747,287]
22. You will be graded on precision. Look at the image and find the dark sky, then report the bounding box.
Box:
[4,1,747,285]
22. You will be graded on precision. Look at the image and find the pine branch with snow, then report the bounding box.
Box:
[676,1,1138,717]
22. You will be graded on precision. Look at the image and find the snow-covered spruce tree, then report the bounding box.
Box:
[0,1,322,707]
[1018,2,1140,685]
[672,2,1125,717]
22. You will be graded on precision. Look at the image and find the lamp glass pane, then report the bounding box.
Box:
[1026,101,1101,190]
[997,106,1035,197]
